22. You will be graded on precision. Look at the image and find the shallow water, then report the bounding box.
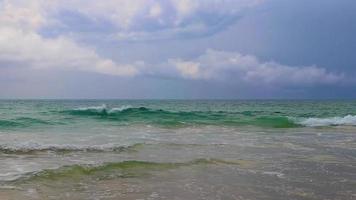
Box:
[0,100,355,199]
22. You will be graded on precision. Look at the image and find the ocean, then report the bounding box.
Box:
[0,100,355,199]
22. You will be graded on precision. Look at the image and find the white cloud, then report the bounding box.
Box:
[0,0,266,77]
[0,0,343,85]
[0,27,138,76]
[170,49,344,86]
[0,0,139,76]
[149,3,163,18]
[0,0,47,30]
[173,60,201,79]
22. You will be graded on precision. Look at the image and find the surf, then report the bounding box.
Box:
[296,115,356,127]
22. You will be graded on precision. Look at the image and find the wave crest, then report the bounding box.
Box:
[297,115,356,127]
[0,143,141,154]
[69,104,134,115]
[63,105,299,128]
[11,105,355,128]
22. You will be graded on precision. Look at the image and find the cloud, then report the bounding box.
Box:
[170,49,344,86]
[0,0,344,86]
[1,0,265,41]
[0,0,138,76]
[58,0,263,27]
[0,27,138,76]
[0,0,265,77]
[0,0,266,78]
[174,61,201,79]
[0,1,48,31]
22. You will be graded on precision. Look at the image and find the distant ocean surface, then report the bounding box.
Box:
[0,100,355,199]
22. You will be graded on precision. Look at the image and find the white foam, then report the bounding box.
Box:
[262,171,285,178]
[74,104,132,113]
[75,104,107,112]
[297,115,356,127]
[108,105,132,113]
[0,142,134,152]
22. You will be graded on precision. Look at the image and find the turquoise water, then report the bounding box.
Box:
[1,100,356,129]
[0,100,355,199]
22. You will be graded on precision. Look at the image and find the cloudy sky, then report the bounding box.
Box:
[0,0,355,99]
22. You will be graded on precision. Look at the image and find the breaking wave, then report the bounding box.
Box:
[296,115,356,127]
[68,104,133,115]
[2,104,356,129]
[62,105,299,128]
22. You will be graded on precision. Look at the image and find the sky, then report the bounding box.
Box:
[0,0,355,99]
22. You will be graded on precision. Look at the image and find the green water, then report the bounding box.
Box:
[0,100,355,200]
[1,100,356,129]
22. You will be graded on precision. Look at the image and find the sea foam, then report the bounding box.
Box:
[297,115,356,127]
[73,104,133,114]
[0,142,139,153]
